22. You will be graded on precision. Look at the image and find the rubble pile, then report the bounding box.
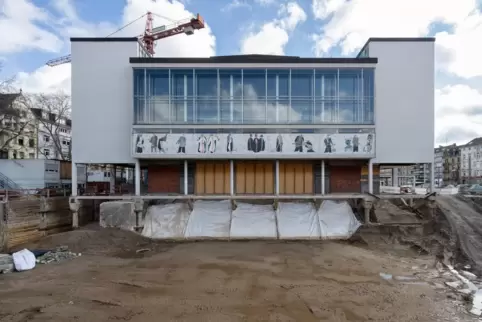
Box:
[36,246,81,264]
[381,262,482,317]
[0,254,14,274]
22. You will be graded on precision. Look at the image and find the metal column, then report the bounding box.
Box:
[135,160,141,196]
[184,161,188,195]
[71,162,78,196]
[368,159,374,194]
[321,160,325,195]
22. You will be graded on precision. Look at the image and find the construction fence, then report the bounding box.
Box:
[0,197,99,252]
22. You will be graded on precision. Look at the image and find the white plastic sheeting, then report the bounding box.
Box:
[12,249,36,272]
[138,200,361,240]
[141,203,190,239]
[318,200,361,239]
[230,202,277,239]
[277,202,320,239]
[185,200,231,239]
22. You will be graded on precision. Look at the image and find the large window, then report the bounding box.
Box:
[133,67,375,125]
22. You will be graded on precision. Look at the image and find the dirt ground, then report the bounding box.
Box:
[0,225,475,322]
[436,195,482,273]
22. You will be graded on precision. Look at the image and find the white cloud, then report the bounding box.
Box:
[254,0,276,6]
[221,0,252,12]
[240,2,307,55]
[0,0,62,53]
[12,0,217,94]
[14,64,71,94]
[51,0,117,38]
[311,0,478,58]
[436,11,482,79]
[435,84,482,145]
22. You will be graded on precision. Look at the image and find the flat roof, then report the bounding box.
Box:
[129,55,378,64]
[356,37,436,58]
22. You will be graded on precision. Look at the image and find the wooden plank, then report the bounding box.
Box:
[245,162,255,194]
[195,162,205,194]
[264,162,274,194]
[255,162,264,194]
[236,162,246,194]
[214,163,225,194]
[224,162,230,194]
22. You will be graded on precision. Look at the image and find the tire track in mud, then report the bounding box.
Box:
[436,196,482,271]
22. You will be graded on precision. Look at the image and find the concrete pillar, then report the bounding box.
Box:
[368,159,373,194]
[109,165,116,194]
[135,160,141,196]
[363,200,372,224]
[71,162,78,197]
[321,160,325,195]
[69,198,80,229]
[430,162,435,193]
[230,160,234,196]
[134,198,144,231]
[184,161,188,195]
[392,167,398,187]
[275,160,280,195]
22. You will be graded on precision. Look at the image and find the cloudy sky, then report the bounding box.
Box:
[1,0,481,147]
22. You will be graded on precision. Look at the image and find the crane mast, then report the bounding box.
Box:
[46,12,205,67]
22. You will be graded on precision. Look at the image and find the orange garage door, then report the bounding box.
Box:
[279,161,313,194]
[195,161,230,194]
[236,161,274,194]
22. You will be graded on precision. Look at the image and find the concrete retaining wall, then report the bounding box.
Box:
[0,197,98,252]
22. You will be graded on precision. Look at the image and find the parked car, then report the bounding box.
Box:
[468,184,482,195]
[457,184,471,194]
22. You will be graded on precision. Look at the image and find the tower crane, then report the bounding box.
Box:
[46,12,205,67]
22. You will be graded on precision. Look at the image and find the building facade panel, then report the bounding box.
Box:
[71,39,138,164]
[368,39,435,164]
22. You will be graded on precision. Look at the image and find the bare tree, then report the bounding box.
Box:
[20,92,72,160]
[0,64,34,156]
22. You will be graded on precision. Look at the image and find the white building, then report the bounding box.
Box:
[70,37,435,197]
[0,93,37,160]
[460,138,482,184]
[30,108,72,160]
[0,159,86,190]
[434,147,444,186]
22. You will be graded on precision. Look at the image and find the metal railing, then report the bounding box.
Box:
[0,171,20,190]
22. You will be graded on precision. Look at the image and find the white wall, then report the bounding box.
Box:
[0,160,48,189]
[71,39,137,164]
[369,40,435,164]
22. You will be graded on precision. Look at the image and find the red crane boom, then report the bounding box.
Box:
[46,12,205,67]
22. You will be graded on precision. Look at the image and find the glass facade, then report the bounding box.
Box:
[133,68,374,125]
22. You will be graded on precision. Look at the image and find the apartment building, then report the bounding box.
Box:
[461,138,482,184]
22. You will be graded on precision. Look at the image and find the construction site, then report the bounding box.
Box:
[2,7,482,322]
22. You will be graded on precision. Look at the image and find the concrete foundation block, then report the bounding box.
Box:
[99,201,136,231]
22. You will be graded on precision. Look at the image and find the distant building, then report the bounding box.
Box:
[460,138,482,184]
[441,144,460,185]
[30,108,72,160]
[434,146,444,186]
[0,159,86,190]
[0,93,37,160]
